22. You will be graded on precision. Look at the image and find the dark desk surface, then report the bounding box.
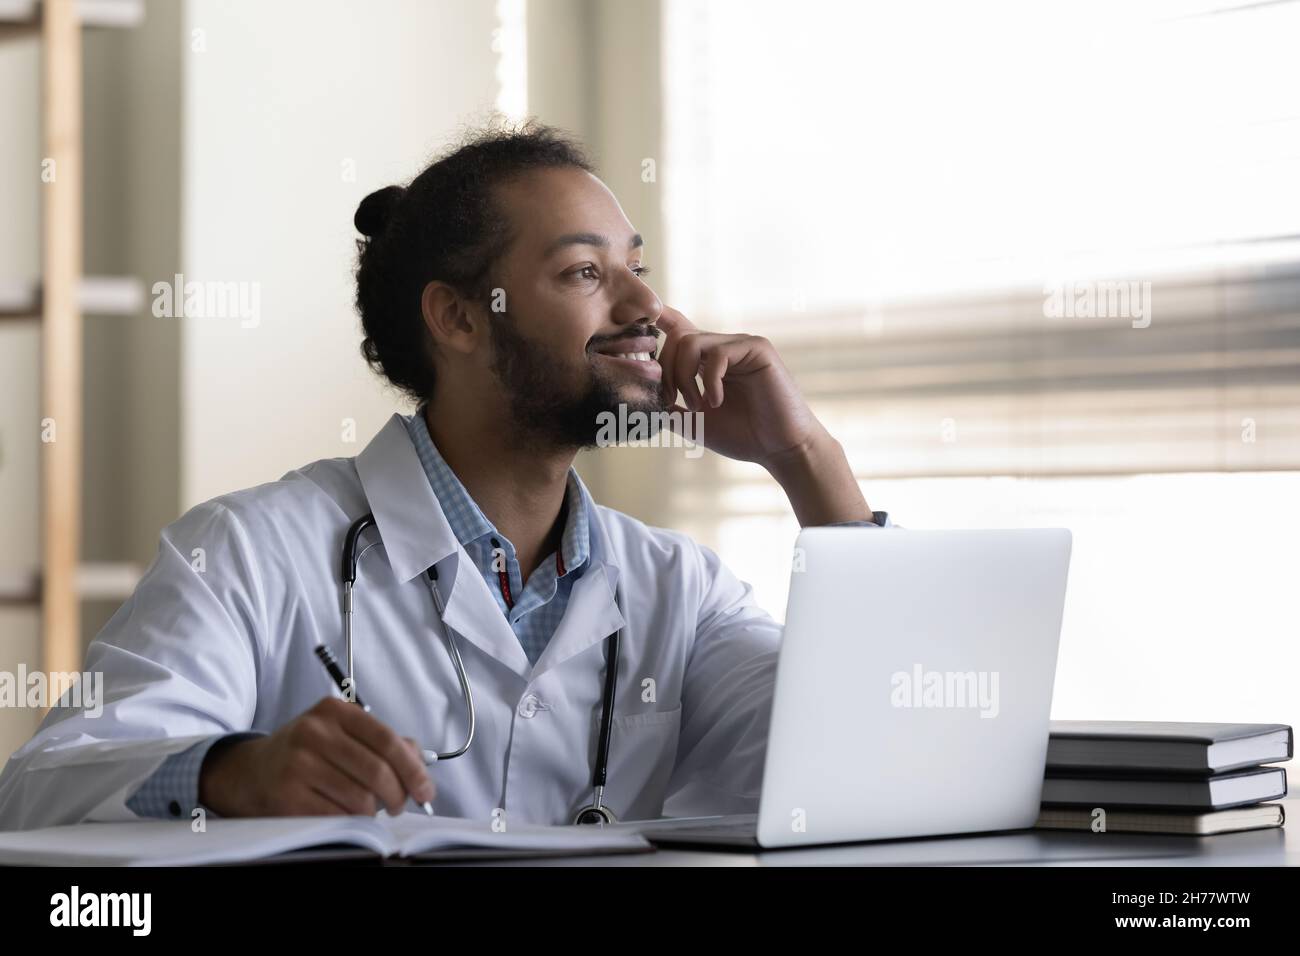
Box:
[450,797,1298,867]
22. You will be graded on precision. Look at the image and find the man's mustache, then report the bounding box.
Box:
[587,324,662,352]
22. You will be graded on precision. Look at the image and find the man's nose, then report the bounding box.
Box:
[612,274,662,328]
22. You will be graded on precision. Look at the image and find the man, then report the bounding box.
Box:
[0,123,889,830]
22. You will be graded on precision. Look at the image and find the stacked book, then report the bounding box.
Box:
[1034,721,1292,836]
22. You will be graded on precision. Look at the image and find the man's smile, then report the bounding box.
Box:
[590,334,662,381]
[591,351,663,381]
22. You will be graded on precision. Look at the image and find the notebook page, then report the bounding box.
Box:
[379,811,651,856]
[0,817,393,867]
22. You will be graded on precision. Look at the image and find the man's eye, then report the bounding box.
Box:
[568,264,651,281]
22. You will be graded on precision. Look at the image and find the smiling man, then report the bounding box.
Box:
[0,122,890,830]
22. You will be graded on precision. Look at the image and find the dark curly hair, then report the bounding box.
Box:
[353,119,594,404]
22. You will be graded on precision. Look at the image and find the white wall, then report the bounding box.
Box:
[0,0,506,763]
[178,0,504,506]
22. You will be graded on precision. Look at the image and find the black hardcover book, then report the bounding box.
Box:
[1047,721,1293,774]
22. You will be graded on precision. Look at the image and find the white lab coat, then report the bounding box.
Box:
[0,413,782,830]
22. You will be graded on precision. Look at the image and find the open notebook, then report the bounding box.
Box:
[0,813,653,866]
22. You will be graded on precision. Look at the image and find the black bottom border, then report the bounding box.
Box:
[3,863,1295,940]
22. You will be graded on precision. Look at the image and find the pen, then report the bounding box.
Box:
[314,644,370,710]
[313,645,434,816]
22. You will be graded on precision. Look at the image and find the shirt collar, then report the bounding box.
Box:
[403,408,591,576]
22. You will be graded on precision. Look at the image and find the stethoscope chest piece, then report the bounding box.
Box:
[573,804,618,826]
[572,778,618,824]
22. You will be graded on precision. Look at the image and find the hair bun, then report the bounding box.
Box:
[354,185,405,238]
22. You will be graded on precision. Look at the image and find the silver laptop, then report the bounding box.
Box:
[634,527,1072,849]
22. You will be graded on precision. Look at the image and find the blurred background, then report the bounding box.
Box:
[1,0,1297,762]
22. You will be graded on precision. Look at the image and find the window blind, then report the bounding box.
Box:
[660,0,1300,479]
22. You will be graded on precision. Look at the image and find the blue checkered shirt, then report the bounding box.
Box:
[125,407,595,820]
[401,407,592,664]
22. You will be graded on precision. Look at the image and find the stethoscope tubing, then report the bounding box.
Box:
[423,564,475,760]
[340,512,620,823]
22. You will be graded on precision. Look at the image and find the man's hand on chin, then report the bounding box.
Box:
[654,306,873,527]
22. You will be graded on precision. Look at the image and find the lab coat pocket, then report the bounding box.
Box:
[603,702,683,821]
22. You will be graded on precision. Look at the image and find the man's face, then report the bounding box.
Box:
[480,167,667,449]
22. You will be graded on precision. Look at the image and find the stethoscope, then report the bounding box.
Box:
[341,513,622,825]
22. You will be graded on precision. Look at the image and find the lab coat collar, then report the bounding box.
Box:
[354,413,460,584]
[570,465,621,594]
[356,415,531,677]
[354,414,627,681]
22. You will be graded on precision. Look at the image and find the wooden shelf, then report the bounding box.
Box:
[0,0,144,33]
[4,0,146,674]
[0,275,145,319]
[0,562,142,605]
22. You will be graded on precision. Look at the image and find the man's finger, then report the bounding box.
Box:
[302,784,355,816]
[700,349,729,408]
[333,704,436,804]
[303,750,383,815]
[318,725,409,812]
[655,305,696,334]
[657,331,681,407]
[672,334,707,411]
[654,306,698,406]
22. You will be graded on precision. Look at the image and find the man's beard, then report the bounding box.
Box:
[487,310,667,450]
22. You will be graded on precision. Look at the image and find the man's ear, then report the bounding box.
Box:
[421,280,482,355]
